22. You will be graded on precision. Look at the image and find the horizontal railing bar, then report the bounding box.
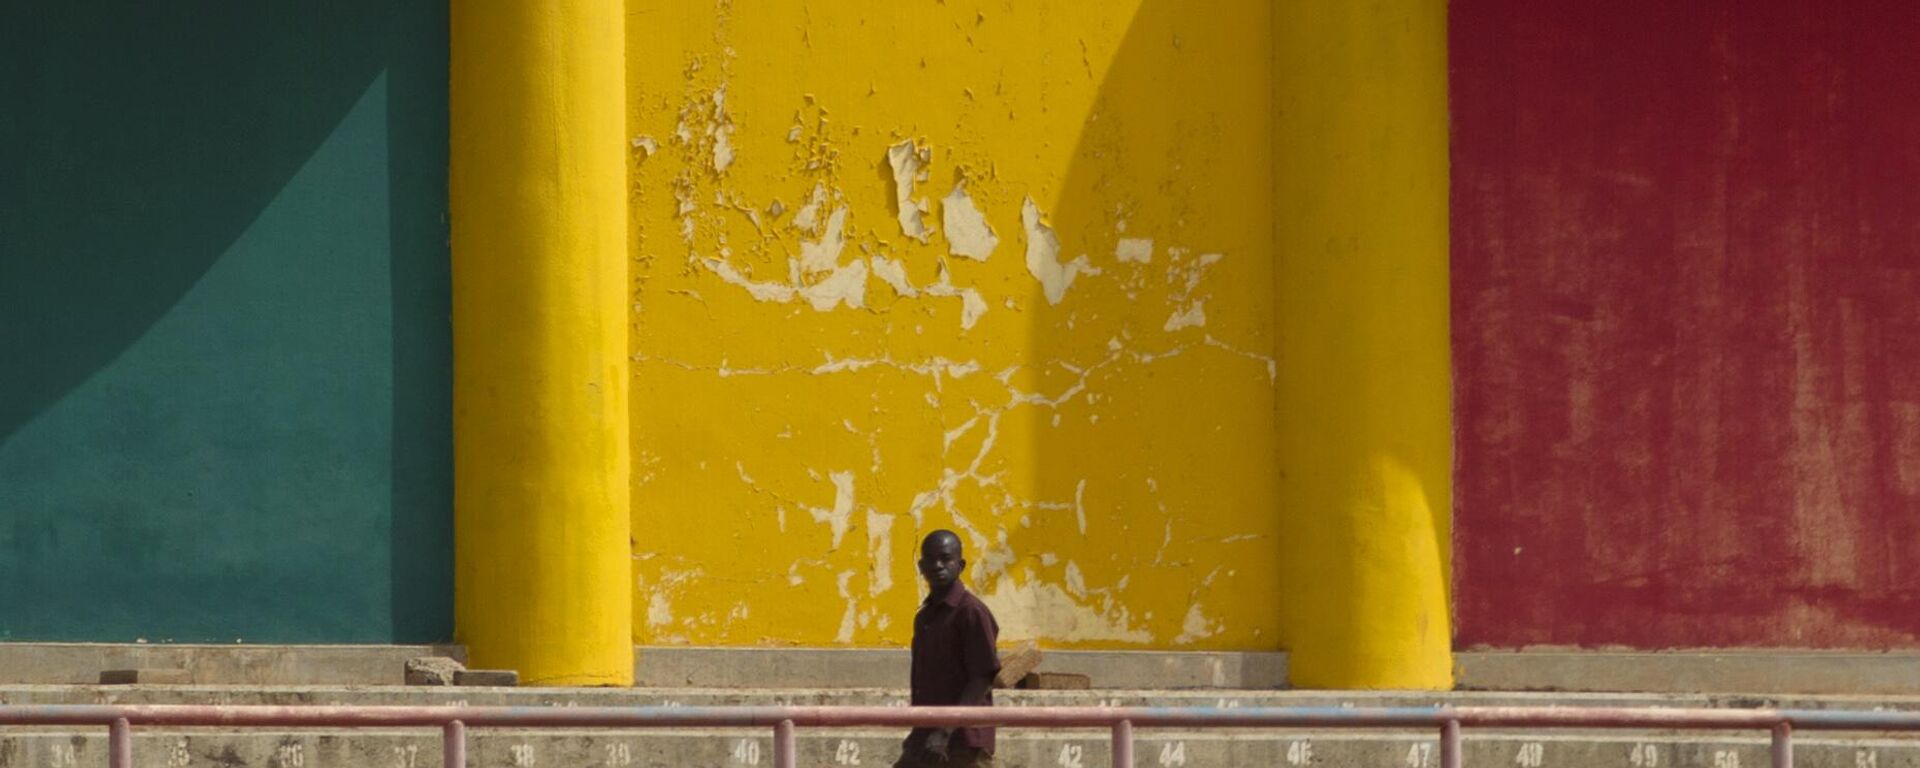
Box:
[0,705,1916,732]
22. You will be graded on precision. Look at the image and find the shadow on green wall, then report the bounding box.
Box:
[0,3,450,642]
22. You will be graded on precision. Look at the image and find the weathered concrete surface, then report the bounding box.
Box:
[0,645,464,685]
[12,646,1920,694]
[633,647,1289,690]
[1456,652,1920,695]
[6,685,1920,712]
[404,658,465,686]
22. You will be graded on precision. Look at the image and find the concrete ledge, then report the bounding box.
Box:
[632,646,1289,689]
[1456,651,1920,695]
[0,644,465,685]
[9,644,1915,693]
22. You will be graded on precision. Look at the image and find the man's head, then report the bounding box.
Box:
[917,530,965,591]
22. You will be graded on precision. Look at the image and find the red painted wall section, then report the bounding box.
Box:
[1451,1,1920,649]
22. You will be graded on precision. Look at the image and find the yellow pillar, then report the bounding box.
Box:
[450,0,632,686]
[1273,0,1454,688]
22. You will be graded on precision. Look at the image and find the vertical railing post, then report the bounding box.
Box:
[109,717,132,768]
[774,719,796,768]
[1441,719,1462,768]
[443,720,467,768]
[1772,722,1793,768]
[1112,719,1135,768]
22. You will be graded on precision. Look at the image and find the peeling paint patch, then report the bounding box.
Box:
[702,258,796,303]
[887,140,934,242]
[1022,197,1096,305]
[1064,561,1088,597]
[632,135,659,155]
[711,87,735,172]
[867,509,895,596]
[647,592,674,626]
[1115,237,1153,264]
[835,571,858,643]
[799,207,849,274]
[984,574,1152,643]
[1163,301,1207,331]
[871,255,917,297]
[793,183,828,231]
[942,182,998,260]
[1173,602,1222,644]
[805,471,858,548]
[924,272,987,331]
[1073,479,1089,534]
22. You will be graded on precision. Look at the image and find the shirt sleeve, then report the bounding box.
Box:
[960,601,1001,682]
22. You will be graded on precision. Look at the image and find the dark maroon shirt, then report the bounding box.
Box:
[908,582,1000,753]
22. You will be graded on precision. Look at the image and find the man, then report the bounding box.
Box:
[894,530,1000,768]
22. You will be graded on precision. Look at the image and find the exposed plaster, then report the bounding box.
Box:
[887,140,935,243]
[798,207,849,274]
[943,182,999,260]
[984,573,1152,644]
[871,255,917,297]
[1115,237,1153,264]
[1163,301,1207,331]
[803,471,859,549]
[867,508,895,596]
[1022,197,1097,305]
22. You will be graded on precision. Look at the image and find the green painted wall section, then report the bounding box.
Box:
[0,3,450,642]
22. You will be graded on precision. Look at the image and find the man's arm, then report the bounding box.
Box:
[925,668,992,759]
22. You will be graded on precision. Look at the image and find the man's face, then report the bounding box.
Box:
[918,537,964,590]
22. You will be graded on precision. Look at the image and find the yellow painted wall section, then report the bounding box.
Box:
[1273,0,1454,687]
[627,1,1279,649]
[451,0,633,685]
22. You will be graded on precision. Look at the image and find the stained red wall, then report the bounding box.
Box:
[1451,1,1920,649]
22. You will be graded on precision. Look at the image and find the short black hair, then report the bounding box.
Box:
[922,529,963,554]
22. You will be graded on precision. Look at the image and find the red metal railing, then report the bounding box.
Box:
[4,704,1918,768]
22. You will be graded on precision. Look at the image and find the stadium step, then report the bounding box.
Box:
[3,688,1918,768]
[1,724,1916,768]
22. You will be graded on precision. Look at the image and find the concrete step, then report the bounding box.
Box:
[5,686,1920,712]
[11,644,1920,694]
[0,727,1917,768]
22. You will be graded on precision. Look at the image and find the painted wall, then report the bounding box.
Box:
[1452,0,1920,648]
[627,0,1280,649]
[0,2,451,642]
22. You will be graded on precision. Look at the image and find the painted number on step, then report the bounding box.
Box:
[1858,751,1879,768]
[732,739,761,766]
[277,743,306,768]
[1408,742,1434,768]
[1057,743,1085,768]
[168,740,193,768]
[1216,698,1242,709]
[834,740,861,765]
[1515,742,1545,768]
[390,745,418,768]
[1287,740,1313,766]
[1713,750,1740,768]
[510,743,536,768]
[1629,744,1659,768]
[49,744,77,768]
[604,743,632,767]
[1159,741,1187,767]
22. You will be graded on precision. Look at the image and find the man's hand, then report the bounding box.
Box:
[923,729,952,760]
